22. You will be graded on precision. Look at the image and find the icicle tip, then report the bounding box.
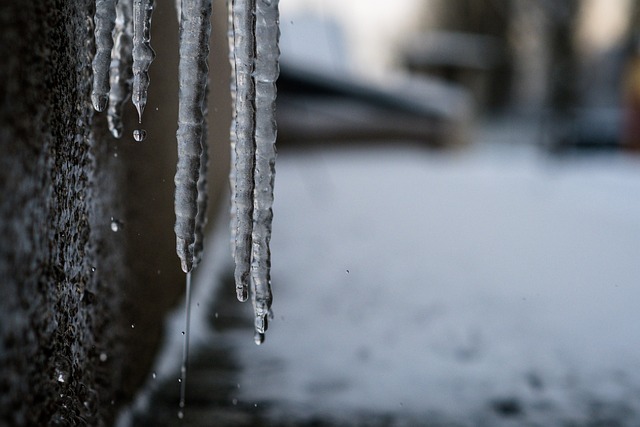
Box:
[236,286,248,302]
[254,331,265,345]
[92,94,109,112]
[134,103,145,124]
[180,258,192,274]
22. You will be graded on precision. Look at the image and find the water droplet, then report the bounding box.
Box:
[214,312,218,319]
[57,373,65,383]
[254,403,258,408]
[133,128,147,142]
[177,410,184,419]
[178,378,182,383]
[181,331,185,335]
[90,266,96,273]
[113,152,118,158]
[346,269,350,274]
[152,372,156,379]
[232,398,238,406]
[110,218,122,232]
[131,323,135,329]
[99,352,108,362]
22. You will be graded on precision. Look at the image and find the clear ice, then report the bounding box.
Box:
[192,107,209,269]
[231,0,257,303]
[229,0,280,341]
[227,0,238,260]
[107,0,134,138]
[92,0,117,112]
[132,0,156,123]
[174,0,212,273]
[89,0,281,353]
[250,0,279,336]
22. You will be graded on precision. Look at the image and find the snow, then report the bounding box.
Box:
[121,141,640,425]
[229,144,640,424]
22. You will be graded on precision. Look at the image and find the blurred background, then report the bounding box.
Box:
[276,0,640,151]
[121,1,640,426]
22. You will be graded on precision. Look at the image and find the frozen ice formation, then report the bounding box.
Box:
[250,0,279,341]
[132,0,155,124]
[229,0,280,342]
[174,0,212,273]
[90,0,281,344]
[92,0,117,112]
[107,0,133,138]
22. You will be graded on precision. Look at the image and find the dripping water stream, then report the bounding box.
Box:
[178,271,192,419]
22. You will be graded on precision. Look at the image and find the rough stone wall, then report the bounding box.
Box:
[0,1,125,425]
[0,2,231,425]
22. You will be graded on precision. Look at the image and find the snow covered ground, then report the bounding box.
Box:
[123,141,640,426]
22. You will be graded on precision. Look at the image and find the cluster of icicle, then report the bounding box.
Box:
[92,0,153,142]
[91,0,280,345]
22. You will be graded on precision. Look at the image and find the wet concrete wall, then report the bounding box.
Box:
[0,2,230,425]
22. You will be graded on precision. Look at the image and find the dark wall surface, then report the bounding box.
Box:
[0,2,230,425]
[0,2,126,425]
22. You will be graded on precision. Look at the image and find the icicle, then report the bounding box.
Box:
[232,0,257,302]
[228,0,238,260]
[174,0,212,273]
[132,0,156,124]
[174,0,181,24]
[107,0,134,138]
[250,0,279,339]
[192,90,209,269]
[92,0,117,112]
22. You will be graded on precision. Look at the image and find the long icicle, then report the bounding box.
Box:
[250,0,279,345]
[232,0,257,303]
[92,0,117,112]
[107,0,134,138]
[132,0,156,124]
[192,90,209,269]
[228,0,238,259]
[174,0,212,273]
